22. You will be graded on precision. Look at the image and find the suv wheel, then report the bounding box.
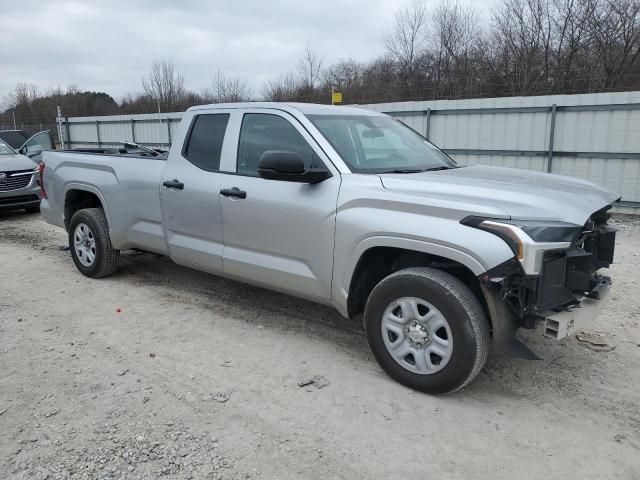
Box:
[68,208,120,278]
[364,267,490,394]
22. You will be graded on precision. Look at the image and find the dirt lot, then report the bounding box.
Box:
[0,212,639,480]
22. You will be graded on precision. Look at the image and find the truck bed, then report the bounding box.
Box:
[41,149,169,254]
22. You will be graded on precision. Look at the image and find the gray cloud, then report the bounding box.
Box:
[0,0,420,101]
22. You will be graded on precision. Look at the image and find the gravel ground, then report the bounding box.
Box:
[1,212,639,480]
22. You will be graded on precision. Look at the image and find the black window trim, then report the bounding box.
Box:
[181,113,230,173]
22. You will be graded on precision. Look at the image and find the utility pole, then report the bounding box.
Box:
[12,110,17,130]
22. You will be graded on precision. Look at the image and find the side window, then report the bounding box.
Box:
[24,131,53,154]
[237,113,318,176]
[182,114,230,171]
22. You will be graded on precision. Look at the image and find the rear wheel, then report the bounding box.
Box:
[68,208,119,278]
[364,267,489,394]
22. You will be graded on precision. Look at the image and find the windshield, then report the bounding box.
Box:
[0,140,16,155]
[307,114,456,173]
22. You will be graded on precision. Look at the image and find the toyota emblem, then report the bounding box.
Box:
[0,173,7,182]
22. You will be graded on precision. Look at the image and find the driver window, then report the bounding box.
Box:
[237,114,319,176]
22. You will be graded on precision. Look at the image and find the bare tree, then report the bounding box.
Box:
[483,0,555,95]
[431,2,482,97]
[3,83,40,109]
[548,0,592,92]
[141,60,187,112]
[322,58,362,90]
[203,69,252,103]
[384,0,429,79]
[298,44,324,89]
[585,0,640,88]
[4,0,640,121]
[261,73,300,101]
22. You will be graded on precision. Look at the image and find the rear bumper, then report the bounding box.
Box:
[40,198,65,228]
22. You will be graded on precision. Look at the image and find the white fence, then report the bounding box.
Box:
[57,91,640,213]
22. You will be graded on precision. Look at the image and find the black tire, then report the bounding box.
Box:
[68,208,119,278]
[364,267,490,394]
[25,205,40,213]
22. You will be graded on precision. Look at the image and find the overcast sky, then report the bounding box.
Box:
[0,0,491,103]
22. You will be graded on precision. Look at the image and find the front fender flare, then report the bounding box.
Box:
[333,235,490,317]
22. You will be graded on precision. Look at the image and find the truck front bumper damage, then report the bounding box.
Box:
[481,207,616,357]
[542,276,611,340]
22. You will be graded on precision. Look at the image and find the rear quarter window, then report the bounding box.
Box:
[182,114,230,171]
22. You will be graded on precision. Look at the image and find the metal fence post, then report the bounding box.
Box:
[65,117,71,149]
[130,119,136,143]
[425,108,431,140]
[96,121,101,149]
[547,104,557,173]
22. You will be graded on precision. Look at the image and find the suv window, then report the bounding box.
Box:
[23,131,53,154]
[183,114,230,171]
[237,113,318,176]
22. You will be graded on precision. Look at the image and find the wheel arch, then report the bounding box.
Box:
[342,238,495,332]
[63,184,110,231]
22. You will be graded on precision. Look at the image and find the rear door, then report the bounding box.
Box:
[219,109,341,300]
[161,111,232,271]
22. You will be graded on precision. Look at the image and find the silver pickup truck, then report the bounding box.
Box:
[40,102,619,394]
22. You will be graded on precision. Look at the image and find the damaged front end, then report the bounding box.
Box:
[463,206,616,357]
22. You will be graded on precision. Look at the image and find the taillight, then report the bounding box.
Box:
[38,162,47,199]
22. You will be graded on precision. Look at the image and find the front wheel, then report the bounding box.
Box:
[68,208,120,278]
[364,267,490,394]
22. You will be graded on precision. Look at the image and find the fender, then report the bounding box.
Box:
[63,182,112,229]
[332,235,490,317]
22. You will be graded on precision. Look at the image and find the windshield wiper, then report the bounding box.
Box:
[378,168,424,174]
[422,165,455,172]
[378,166,455,174]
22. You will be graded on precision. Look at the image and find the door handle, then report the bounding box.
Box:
[163,179,184,190]
[220,187,247,199]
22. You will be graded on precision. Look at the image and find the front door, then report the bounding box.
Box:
[21,131,53,156]
[219,110,341,300]
[161,111,231,271]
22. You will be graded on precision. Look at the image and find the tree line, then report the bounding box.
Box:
[2,0,639,135]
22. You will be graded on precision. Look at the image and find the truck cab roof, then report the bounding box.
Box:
[186,102,385,117]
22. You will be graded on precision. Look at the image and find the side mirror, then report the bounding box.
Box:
[26,148,43,158]
[257,150,331,184]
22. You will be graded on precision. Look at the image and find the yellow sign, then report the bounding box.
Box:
[332,92,343,104]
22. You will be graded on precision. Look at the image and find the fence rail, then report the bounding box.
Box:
[377,102,640,174]
[57,91,640,213]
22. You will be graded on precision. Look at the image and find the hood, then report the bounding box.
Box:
[0,153,38,172]
[378,165,619,225]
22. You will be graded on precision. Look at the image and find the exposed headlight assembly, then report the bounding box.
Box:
[461,216,582,275]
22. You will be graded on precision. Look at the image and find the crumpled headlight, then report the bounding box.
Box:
[461,216,581,275]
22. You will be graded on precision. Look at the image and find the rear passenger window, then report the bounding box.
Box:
[182,114,230,171]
